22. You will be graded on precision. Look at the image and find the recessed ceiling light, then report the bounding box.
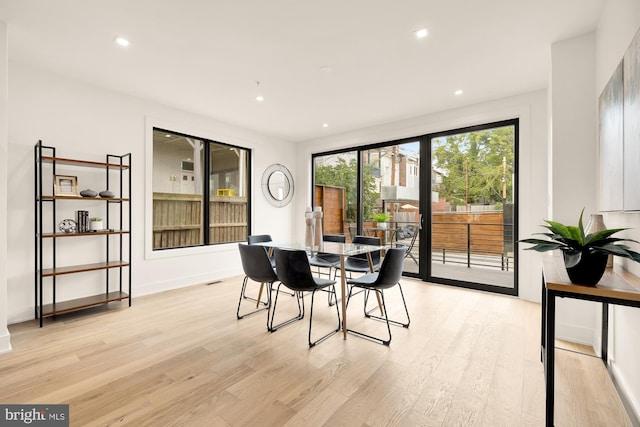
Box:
[165,134,171,138]
[319,65,333,73]
[415,28,429,39]
[454,89,464,96]
[114,36,130,47]
[256,95,264,102]
[322,123,329,128]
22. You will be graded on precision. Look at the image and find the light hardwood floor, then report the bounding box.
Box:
[1,276,632,426]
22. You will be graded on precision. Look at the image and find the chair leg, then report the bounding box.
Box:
[237,276,270,319]
[268,284,304,332]
[347,284,411,345]
[346,289,392,345]
[308,286,341,347]
[364,284,411,328]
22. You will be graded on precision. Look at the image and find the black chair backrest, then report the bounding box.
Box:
[274,248,318,291]
[375,247,407,288]
[238,243,278,283]
[351,235,381,264]
[247,234,272,244]
[323,234,346,243]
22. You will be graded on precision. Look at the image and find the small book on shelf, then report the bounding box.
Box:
[76,210,89,233]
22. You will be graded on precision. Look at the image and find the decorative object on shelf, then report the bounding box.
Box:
[520,209,640,285]
[54,175,79,196]
[80,189,98,197]
[89,217,104,231]
[261,163,294,207]
[99,190,115,198]
[58,218,77,234]
[76,210,89,232]
[585,214,614,267]
[372,212,391,230]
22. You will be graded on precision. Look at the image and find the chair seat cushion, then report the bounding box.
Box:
[346,272,379,287]
[344,257,379,272]
[309,255,339,268]
[313,277,337,287]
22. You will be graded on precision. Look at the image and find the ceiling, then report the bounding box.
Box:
[0,0,604,142]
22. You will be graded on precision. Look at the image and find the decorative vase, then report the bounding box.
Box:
[313,206,323,248]
[80,189,98,198]
[305,207,314,247]
[377,222,388,230]
[584,214,613,267]
[563,250,608,286]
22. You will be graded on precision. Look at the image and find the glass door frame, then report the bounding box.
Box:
[422,119,519,296]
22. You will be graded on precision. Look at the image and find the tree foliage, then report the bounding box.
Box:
[432,126,514,209]
[315,157,377,221]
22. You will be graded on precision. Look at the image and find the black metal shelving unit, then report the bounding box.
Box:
[34,140,132,327]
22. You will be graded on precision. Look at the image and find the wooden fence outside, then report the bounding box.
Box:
[153,192,247,249]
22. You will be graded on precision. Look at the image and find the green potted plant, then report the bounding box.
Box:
[372,212,391,229]
[520,209,640,285]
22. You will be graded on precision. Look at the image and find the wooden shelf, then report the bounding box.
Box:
[41,195,129,202]
[41,156,129,169]
[42,230,130,238]
[35,141,132,327]
[40,291,129,317]
[42,261,130,277]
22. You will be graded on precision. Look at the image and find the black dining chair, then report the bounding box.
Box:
[248,234,275,267]
[346,246,410,345]
[309,234,346,305]
[341,235,381,276]
[271,248,341,347]
[237,243,278,329]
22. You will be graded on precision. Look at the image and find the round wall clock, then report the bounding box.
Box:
[58,218,77,234]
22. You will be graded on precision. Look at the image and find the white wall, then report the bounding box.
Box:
[0,22,11,354]
[549,33,602,345]
[596,0,640,419]
[6,62,297,324]
[295,90,549,303]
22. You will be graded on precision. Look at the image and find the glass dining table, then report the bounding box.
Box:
[253,240,382,339]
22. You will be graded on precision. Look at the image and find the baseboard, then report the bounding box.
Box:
[133,268,240,298]
[610,362,640,427]
[0,328,12,354]
[8,268,242,326]
[556,322,596,347]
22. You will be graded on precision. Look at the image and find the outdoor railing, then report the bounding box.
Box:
[431,221,513,271]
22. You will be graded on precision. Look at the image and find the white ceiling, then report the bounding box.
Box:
[0,0,604,142]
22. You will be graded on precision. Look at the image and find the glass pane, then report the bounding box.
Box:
[209,143,249,244]
[313,151,358,241]
[152,129,204,249]
[430,124,515,289]
[361,142,421,273]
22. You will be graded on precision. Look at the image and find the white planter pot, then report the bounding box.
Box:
[90,221,104,231]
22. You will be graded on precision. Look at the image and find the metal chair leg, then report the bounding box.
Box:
[268,284,304,332]
[308,286,341,347]
[237,276,270,319]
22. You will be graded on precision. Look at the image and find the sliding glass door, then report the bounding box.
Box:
[427,120,518,295]
[311,119,518,296]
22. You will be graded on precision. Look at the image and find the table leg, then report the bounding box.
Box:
[545,289,555,427]
[340,255,347,339]
[602,302,609,363]
[256,282,265,308]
